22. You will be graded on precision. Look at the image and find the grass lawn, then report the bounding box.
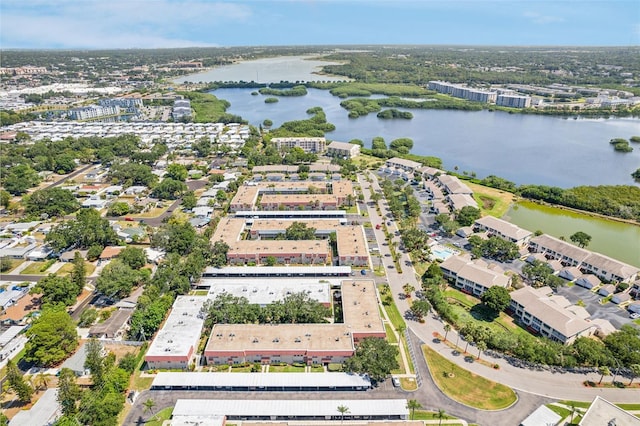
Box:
[444,288,529,338]
[466,181,514,218]
[20,261,50,275]
[381,298,405,332]
[56,263,74,275]
[422,345,517,410]
[131,371,154,391]
[143,407,173,426]
[269,365,305,373]
[385,323,398,344]
[411,410,456,420]
[230,366,254,373]
[3,258,24,273]
[310,365,324,373]
[546,404,571,418]
[400,377,418,391]
[190,290,209,296]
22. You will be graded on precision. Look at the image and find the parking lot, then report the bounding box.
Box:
[555,285,635,329]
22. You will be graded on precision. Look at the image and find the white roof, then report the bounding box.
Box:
[152,372,371,389]
[205,280,332,305]
[145,296,206,359]
[171,397,407,417]
[579,396,640,426]
[0,326,25,346]
[203,266,352,277]
[519,405,561,426]
[10,388,60,426]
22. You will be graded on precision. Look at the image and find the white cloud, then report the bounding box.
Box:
[0,0,252,48]
[523,11,564,25]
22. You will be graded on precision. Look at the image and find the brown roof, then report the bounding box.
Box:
[99,246,125,259]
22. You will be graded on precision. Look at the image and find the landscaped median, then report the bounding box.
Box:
[422,345,517,410]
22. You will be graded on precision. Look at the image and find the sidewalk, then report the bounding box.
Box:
[360,172,640,404]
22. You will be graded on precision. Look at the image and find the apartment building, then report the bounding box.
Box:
[428,81,497,103]
[496,94,532,108]
[440,255,510,297]
[145,296,206,370]
[68,105,120,120]
[272,137,327,153]
[508,286,596,345]
[474,216,533,245]
[326,141,361,159]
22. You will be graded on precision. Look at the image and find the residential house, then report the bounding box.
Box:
[598,284,616,297]
[439,255,510,297]
[575,274,601,290]
[474,216,533,245]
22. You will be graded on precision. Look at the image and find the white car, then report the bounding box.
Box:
[630,313,640,320]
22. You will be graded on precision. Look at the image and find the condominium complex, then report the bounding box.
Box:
[428,80,497,103]
[496,94,532,108]
[68,105,120,120]
[272,137,327,153]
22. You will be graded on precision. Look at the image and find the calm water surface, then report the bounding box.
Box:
[211,87,640,188]
[504,201,640,267]
[173,56,349,84]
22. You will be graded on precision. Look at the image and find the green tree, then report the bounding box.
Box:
[628,364,640,385]
[344,337,399,383]
[265,256,277,266]
[410,299,431,321]
[152,178,188,200]
[118,352,138,374]
[166,163,188,181]
[23,188,79,218]
[455,206,481,226]
[6,360,33,403]
[46,208,120,251]
[0,257,13,272]
[443,323,451,342]
[284,221,316,240]
[107,201,130,217]
[108,162,156,187]
[25,308,78,367]
[193,137,212,157]
[151,220,197,255]
[403,283,415,297]
[477,340,487,360]
[598,365,611,384]
[569,231,592,248]
[96,260,142,299]
[522,260,554,287]
[481,286,511,315]
[85,338,105,386]
[437,409,447,426]
[31,274,79,306]
[0,189,10,208]
[118,246,147,270]
[143,398,156,418]
[70,251,86,294]
[1,164,41,195]
[181,191,197,210]
[337,404,349,423]
[632,168,640,181]
[211,240,229,268]
[78,308,98,327]
[57,367,81,417]
[406,399,422,420]
[371,136,387,150]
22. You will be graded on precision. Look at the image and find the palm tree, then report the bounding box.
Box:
[31,372,49,391]
[628,364,640,386]
[437,409,446,426]
[477,341,487,360]
[143,398,156,418]
[464,335,474,354]
[337,405,349,424]
[443,323,451,342]
[569,402,577,424]
[598,366,611,384]
[406,399,422,420]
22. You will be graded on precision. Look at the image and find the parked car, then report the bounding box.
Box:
[392,377,400,387]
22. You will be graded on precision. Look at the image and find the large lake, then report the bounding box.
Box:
[209,87,640,188]
[173,56,349,84]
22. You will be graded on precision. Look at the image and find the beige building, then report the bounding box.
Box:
[272,137,326,153]
[327,141,361,158]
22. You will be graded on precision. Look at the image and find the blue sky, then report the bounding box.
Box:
[1,0,638,49]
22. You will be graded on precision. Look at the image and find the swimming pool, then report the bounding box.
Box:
[431,245,459,261]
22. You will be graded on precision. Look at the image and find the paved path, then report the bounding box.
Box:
[359,172,640,404]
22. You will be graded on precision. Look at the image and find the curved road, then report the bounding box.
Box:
[359,172,640,405]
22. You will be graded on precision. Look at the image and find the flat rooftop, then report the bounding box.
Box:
[336,226,368,258]
[206,280,331,306]
[206,323,354,353]
[152,372,370,390]
[145,296,206,359]
[202,266,352,277]
[172,398,408,418]
[227,239,331,257]
[340,280,385,336]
